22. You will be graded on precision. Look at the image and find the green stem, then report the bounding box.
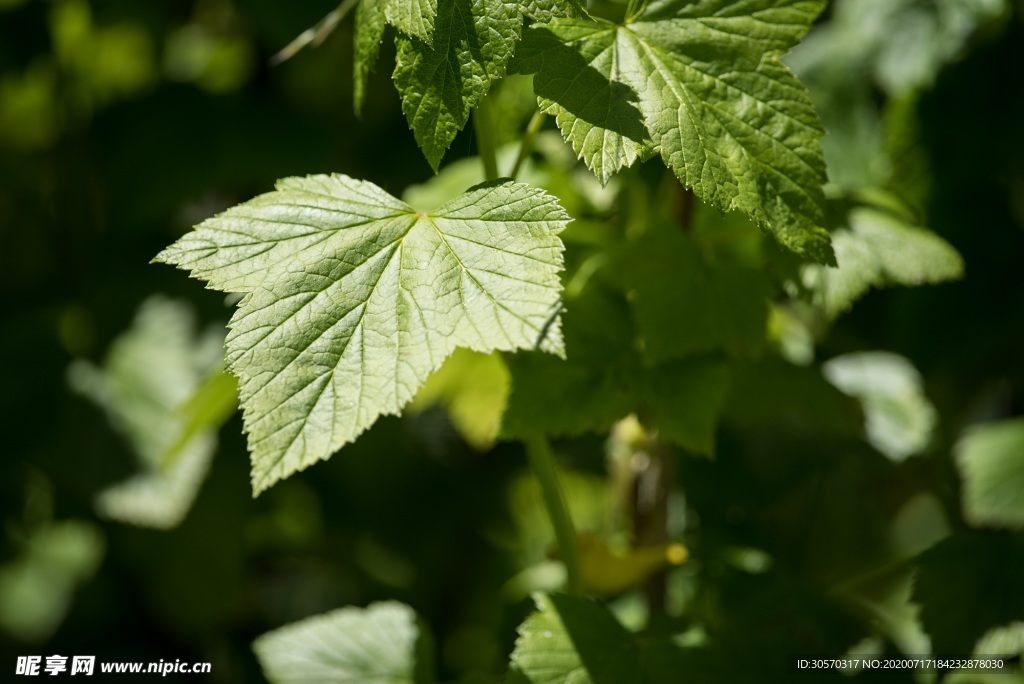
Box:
[510,110,546,180]
[473,97,500,182]
[525,435,582,595]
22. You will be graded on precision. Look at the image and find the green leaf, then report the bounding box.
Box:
[393,0,521,170]
[510,593,642,684]
[640,357,730,454]
[914,532,1024,656]
[822,352,937,462]
[156,175,568,494]
[386,0,438,43]
[502,282,729,454]
[614,227,770,364]
[956,419,1024,531]
[512,0,833,262]
[520,0,585,23]
[803,207,964,318]
[510,21,652,184]
[724,357,863,437]
[66,296,228,528]
[408,349,510,450]
[502,283,636,439]
[354,0,390,114]
[0,520,105,643]
[789,0,1008,98]
[252,601,432,684]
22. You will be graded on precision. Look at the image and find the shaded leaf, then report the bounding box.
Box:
[393,0,520,170]
[354,0,390,114]
[614,227,770,364]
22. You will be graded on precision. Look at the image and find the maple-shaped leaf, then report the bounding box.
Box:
[156,174,568,494]
[511,0,834,262]
[393,0,521,170]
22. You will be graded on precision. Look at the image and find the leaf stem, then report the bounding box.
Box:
[525,435,582,595]
[510,110,547,180]
[270,0,359,66]
[473,97,500,182]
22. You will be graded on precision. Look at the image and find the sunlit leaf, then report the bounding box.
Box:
[823,352,937,461]
[253,602,431,684]
[510,593,641,684]
[157,175,568,494]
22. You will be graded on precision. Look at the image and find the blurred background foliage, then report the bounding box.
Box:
[1,0,1023,681]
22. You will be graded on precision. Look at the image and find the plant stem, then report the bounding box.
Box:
[269,0,358,66]
[525,435,582,595]
[510,110,546,180]
[473,97,500,181]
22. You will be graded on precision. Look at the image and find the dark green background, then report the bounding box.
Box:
[1,0,1023,681]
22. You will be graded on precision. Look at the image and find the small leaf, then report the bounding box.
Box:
[0,521,105,643]
[956,418,1024,531]
[510,21,652,184]
[354,0,390,114]
[822,352,937,462]
[156,175,568,494]
[510,593,642,684]
[803,207,964,318]
[393,0,521,170]
[67,296,228,529]
[252,602,431,684]
[520,0,585,23]
[386,0,438,43]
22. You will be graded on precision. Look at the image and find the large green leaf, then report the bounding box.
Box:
[511,0,833,262]
[157,175,568,494]
[956,419,1024,531]
[252,602,431,684]
[510,593,641,684]
[393,0,521,170]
